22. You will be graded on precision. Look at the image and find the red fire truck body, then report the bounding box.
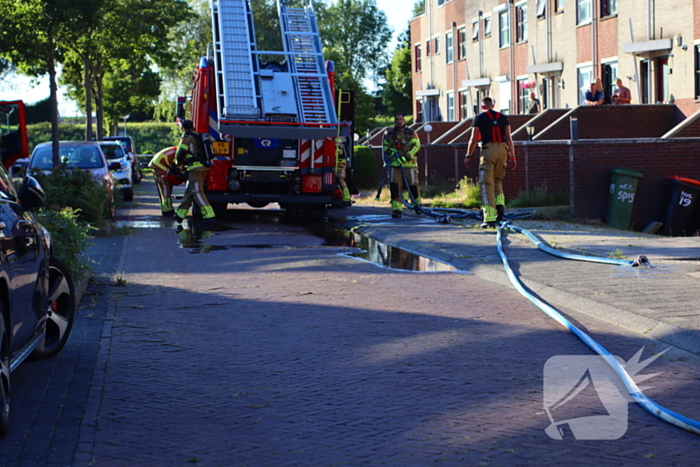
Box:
[182,0,354,216]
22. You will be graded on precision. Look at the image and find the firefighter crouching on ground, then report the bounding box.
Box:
[148,146,177,216]
[382,113,421,218]
[464,97,517,228]
[173,119,215,223]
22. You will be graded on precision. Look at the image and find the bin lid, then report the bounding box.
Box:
[669,176,700,187]
[612,167,643,178]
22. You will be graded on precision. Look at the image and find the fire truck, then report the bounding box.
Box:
[178,0,355,217]
[0,100,29,172]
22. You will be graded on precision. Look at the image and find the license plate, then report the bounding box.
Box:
[212,141,230,155]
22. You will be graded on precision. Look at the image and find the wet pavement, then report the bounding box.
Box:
[1,179,700,466]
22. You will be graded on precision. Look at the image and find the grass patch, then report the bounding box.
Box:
[423,177,481,209]
[510,183,569,208]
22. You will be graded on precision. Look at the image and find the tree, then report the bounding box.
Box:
[319,0,392,84]
[381,29,412,116]
[0,0,81,165]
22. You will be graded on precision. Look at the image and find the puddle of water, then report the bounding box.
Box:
[343,234,464,273]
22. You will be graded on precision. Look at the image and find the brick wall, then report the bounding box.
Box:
[367,138,700,231]
[537,105,683,140]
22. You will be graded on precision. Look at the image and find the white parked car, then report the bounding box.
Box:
[98,141,134,201]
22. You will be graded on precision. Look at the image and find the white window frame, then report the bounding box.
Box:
[577,64,594,104]
[446,31,454,63]
[555,0,564,13]
[434,36,440,55]
[577,0,591,25]
[484,16,492,37]
[447,92,455,121]
[537,0,546,18]
[458,27,466,59]
[459,90,468,119]
[499,11,510,48]
[515,2,528,43]
[472,21,479,42]
[601,0,617,17]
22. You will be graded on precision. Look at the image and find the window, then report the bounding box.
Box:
[472,21,479,42]
[437,0,445,6]
[578,65,594,104]
[458,28,466,59]
[446,31,453,63]
[555,0,564,12]
[459,91,468,119]
[577,0,591,24]
[499,11,510,48]
[517,79,529,113]
[601,0,617,17]
[447,92,455,121]
[426,40,431,57]
[537,0,546,19]
[415,44,422,72]
[695,45,700,99]
[434,36,440,55]
[516,3,527,43]
[484,16,492,37]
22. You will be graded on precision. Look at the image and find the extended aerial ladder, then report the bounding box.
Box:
[211,0,337,139]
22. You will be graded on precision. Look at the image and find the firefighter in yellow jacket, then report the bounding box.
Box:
[148,146,177,216]
[173,120,215,223]
[382,113,421,218]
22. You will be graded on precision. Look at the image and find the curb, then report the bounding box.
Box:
[344,217,700,357]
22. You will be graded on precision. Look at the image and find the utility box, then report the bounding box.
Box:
[659,176,700,236]
[606,168,643,230]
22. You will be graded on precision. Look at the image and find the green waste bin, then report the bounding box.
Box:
[606,168,643,230]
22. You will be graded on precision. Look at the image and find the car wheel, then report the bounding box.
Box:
[31,257,75,360]
[123,188,134,202]
[0,302,10,438]
[133,168,142,185]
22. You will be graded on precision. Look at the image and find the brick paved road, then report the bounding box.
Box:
[71,215,700,466]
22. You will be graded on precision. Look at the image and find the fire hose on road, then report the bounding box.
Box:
[372,166,700,435]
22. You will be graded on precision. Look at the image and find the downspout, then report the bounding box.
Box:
[546,0,552,63]
[647,0,651,40]
[591,0,597,80]
[478,10,483,78]
[428,0,434,120]
[509,0,515,113]
[452,21,457,119]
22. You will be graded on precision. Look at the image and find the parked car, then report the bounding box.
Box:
[0,168,76,437]
[28,141,117,219]
[103,136,142,185]
[98,141,133,201]
[9,158,28,179]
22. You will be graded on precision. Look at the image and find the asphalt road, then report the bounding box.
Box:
[1,184,699,466]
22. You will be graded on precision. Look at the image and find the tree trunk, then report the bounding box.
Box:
[84,53,93,141]
[95,64,105,139]
[48,27,61,168]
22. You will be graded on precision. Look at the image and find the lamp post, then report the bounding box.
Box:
[123,114,131,136]
[423,123,433,182]
[526,123,535,141]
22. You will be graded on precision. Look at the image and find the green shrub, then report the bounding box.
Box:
[35,207,91,280]
[31,166,112,228]
[426,176,481,209]
[352,145,380,189]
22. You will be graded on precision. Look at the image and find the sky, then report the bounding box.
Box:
[0,0,413,116]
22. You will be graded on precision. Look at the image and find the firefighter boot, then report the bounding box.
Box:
[174,208,188,224]
[391,199,402,218]
[199,205,216,224]
[496,205,505,223]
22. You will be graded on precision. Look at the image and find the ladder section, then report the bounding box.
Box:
[212,0,259,120]
[278,0,337,125]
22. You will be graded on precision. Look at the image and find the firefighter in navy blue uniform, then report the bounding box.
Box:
[465,97,517,228]
[173,120,215,223]
[382,114,421,218]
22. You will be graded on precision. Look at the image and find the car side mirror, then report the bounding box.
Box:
[17,175,46,210]
[109,162,121,171]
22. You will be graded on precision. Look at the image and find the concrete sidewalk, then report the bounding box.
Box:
[329,204,700,356]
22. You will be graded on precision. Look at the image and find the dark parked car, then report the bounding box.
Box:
[0,169,75,437]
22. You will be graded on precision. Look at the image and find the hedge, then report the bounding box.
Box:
[27,122,179,155]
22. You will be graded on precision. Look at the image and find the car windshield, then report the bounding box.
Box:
[99,144,126,161]
[31,145,105,170]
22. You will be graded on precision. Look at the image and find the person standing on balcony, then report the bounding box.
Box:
[527,91,541,114]
[585,82,604,106]
[612,78,632,104]
[464,97,517,228]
